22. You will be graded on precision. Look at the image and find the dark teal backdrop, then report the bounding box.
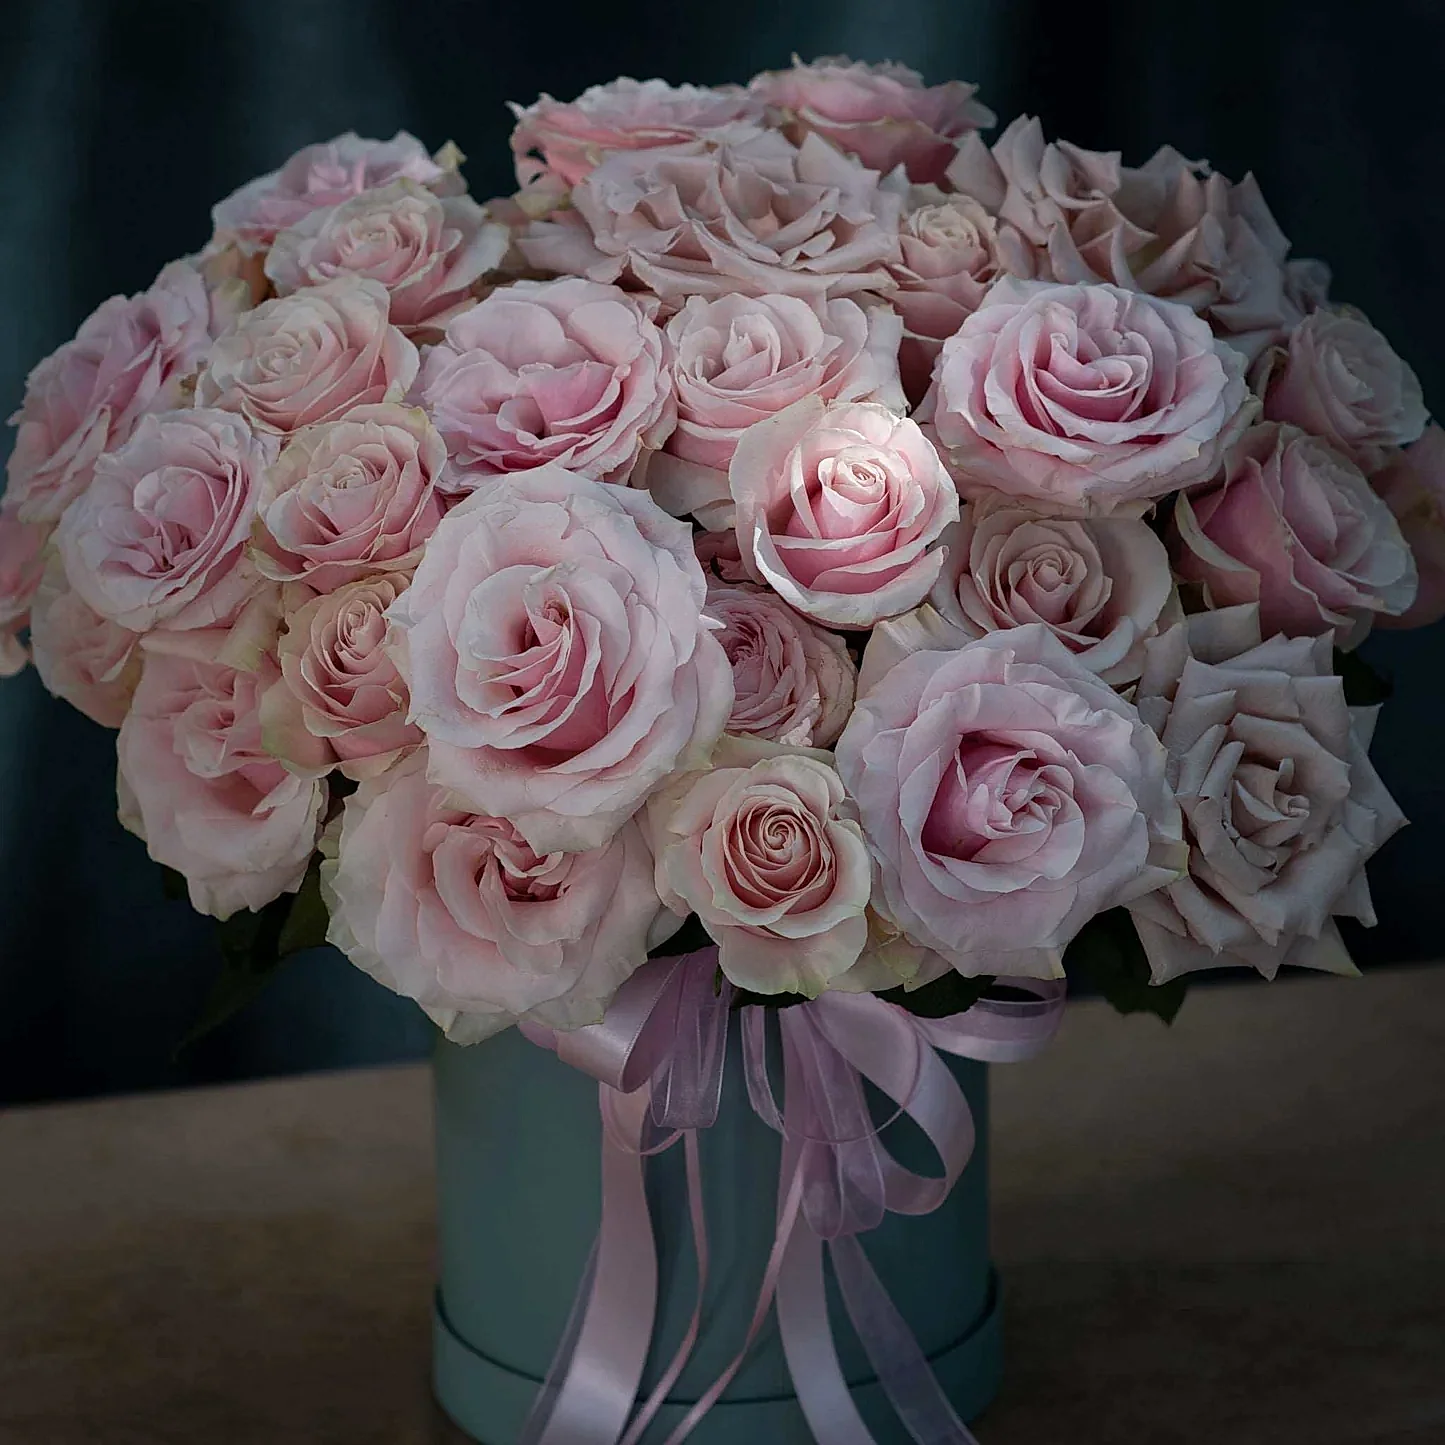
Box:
[1,0,1441,1103]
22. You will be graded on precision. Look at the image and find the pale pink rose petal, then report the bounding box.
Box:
[921,277,1254,515]
[730,397,958,627]
[518,130,905,307]
[6,259,239,525]
[509,77,767,193]
[196,276,419,437]
[1129,604,1404,982]
[645,737,871,995]
[417,276,674,490]
[1259,307,1428,473]
[260,573,422,779]
[212,132,461,255]
[861,497,1178,692]
[265,179,508,338]
[1371,423,1445,629]
[386,463,733,854]
[706,581,856,747]
[29,556,141,726]
[56,408,276,634]
[835,624,1185,978]
[1171,421,1417,646]
[750,56,993,184]
[118,641,325,919]
[251,403,446,590]
[0,505,48,676]
[323,751,671,1042]
[650,292,903,524]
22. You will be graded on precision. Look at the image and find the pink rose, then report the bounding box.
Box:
[1258,308,1428,473]
[1371,423,1445,629]
[509,77,767,193]
[117,636,325,919]
[1130,605,1404,980]
[323,753,671,1043]
[251,403,445,589]
[730,398,958,627]
[416,277,674,488]
[836,625,1184,977]
[750,55,993,184]
[861,497,1178,692]
[196,277,419,436]
[649,292,904,524]
[706,581,856,746]
[264,180,508,338]
[694,527,750,584]
[386,464,733,853]
[259,574,421,779]
[1171,422,1417,645]
[0,505,47,676]
[519,131,905,306]
[646,737,871,994]
[950,125,1296,362]
[6,260,238,524]
[211,131,460,255]
[29,557,141,726]
[56,409,275,632]
[922,278,1252,515]
[888,187,1030,405]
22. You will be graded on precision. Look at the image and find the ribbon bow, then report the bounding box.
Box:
[518,949,1065,1445]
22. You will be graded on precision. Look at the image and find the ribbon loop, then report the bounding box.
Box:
[515,952,1068,1445]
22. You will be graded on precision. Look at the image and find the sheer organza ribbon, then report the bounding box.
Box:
[517,949,1065,1445]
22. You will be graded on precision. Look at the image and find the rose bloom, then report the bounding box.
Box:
[416,277,674,489]
[835,625,1184,977]
[650,292,904,525]
[1259,307,1428,473]
[196,277,419,436]
[1371,423,1445,629]
[707,581,856,747]
[1129,604,1404,981]
[518,130,905,306]
[646,737,871,994]
[265,180,508,338]
[509,77,767,194]
[922,278,1252,515]
[750,55,993,184]
[323,753,673,1043]
[211,131,460,254]
[386,464,733,854]
[6,259,241,525]
[730,398,958,627]
[861,497,1177,692]
[56,409,275,633]
[888,187,1029,405]
[29,557,142,727]
[0,504,47,676]
[1171,422,1417,646]
[118,635,325,919]
[950,124,1296,363]
[260,574,421,779]
[251,403,446,589]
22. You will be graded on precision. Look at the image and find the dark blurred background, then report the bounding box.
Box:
[2,0,1442,1105]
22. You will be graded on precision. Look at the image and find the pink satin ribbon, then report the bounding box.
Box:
[517,950,1065,1445]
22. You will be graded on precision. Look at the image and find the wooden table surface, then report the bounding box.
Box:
[2,967,1443,1445]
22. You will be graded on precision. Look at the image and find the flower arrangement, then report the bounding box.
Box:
[1,55,1437,1441]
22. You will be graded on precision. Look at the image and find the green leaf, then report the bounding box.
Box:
[174,855,329,1056]
[879,970,995,1020]
[1334,648,1392,707]
[1064,908,1187,1023]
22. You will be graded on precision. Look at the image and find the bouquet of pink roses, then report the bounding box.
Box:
[1,54,1435,1045]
